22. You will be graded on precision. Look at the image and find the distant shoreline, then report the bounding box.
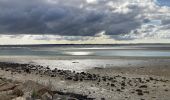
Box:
[0,43,170,47]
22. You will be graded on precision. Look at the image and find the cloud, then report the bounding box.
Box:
[0,0,169,41]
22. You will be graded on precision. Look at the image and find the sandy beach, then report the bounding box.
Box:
[0,57,169,100]
[0,0,170,99]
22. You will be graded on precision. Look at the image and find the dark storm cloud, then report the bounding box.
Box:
[0,0,145,37]
[161,19,170,25]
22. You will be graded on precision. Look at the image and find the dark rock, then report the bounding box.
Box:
[146,79,150,82]
[98,79,101,82]
[131,91,135,94]
[50,74,56,77]
[136,89,142,92]
[101,98,105,100]
[143,91,149,94]
[136,89,143,96]
[79,78,83,81]
[149,77,154,80]
[111,84,115,87]
[121,82,126,86]
[112,80,117,83]
[102,77,106,81]
[66,76,72,80]
[165,89,168,92]
[25,68,31,74]
[116,89,121,92]
[139,85,147,88]
[121,87,125,90]
[46,66,50,70]
[12,88,24,96]
[122,77,126,79]
[137,92,143,96]
[72,62,79,63]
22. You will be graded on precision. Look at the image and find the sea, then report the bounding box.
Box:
[0,44,170,57]
[0,44,170,71]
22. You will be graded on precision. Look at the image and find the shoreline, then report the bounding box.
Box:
[1,57,170,72]
[1,55,170,60]
[0,61,169,100]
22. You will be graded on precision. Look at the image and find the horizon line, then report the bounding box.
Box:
[0,43,170,46]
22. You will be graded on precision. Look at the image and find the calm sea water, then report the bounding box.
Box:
[0,44,170,57]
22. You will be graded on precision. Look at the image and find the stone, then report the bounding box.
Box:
[111,84,115,87]
[139,85,147,88]
[41,92,53,100]
[12,89,24,97]
[12,97,26,100]
[137,92,143,96]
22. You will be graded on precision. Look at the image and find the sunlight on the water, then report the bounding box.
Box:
[65,51,92,56]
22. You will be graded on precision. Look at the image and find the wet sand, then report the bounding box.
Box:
[0,57,170,100]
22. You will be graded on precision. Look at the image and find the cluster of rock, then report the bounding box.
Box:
[0,62,169,100]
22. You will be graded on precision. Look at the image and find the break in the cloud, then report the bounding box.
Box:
[0,0,170,43]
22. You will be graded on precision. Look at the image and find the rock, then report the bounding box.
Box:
[136,89,142,92]
[121,87,125,90]
[146,79,150,82]
[165,89,168,92]
[149,77,154,80]
[102,77,106,81]
[131,91,135,94]
[0,83,17,92]
[37,88,53,98]
[25,69,31,74]
[12,97,26,100]
[53,94,67,100]
[101,98,105,100]
[143,91,149,94]
[50,74,56,77]
[122,77,126,79]
[66,76,72,80]
[72,62,79,63]
[79,78,83,81]
[136,89,143,96]
[116,89,121,92]
[73,77,79,81]
[139,85,147,88]
[137,92,143,96]
[41,92,53,100]
[111,84,115,87]
[67,97,79,100]
[121,82,126,86]
[12,89,24,97]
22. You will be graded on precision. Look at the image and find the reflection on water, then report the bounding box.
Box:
[65,51,93,56]
[0,44,170,57]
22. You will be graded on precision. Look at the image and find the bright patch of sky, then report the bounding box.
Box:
[156,0,170,7]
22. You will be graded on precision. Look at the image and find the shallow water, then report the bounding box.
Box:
[0,44,170,57]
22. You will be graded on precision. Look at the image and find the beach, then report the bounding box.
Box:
[0,56,169,100]
[0,0,170,99]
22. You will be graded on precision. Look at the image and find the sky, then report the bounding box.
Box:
[0,0,170,44]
